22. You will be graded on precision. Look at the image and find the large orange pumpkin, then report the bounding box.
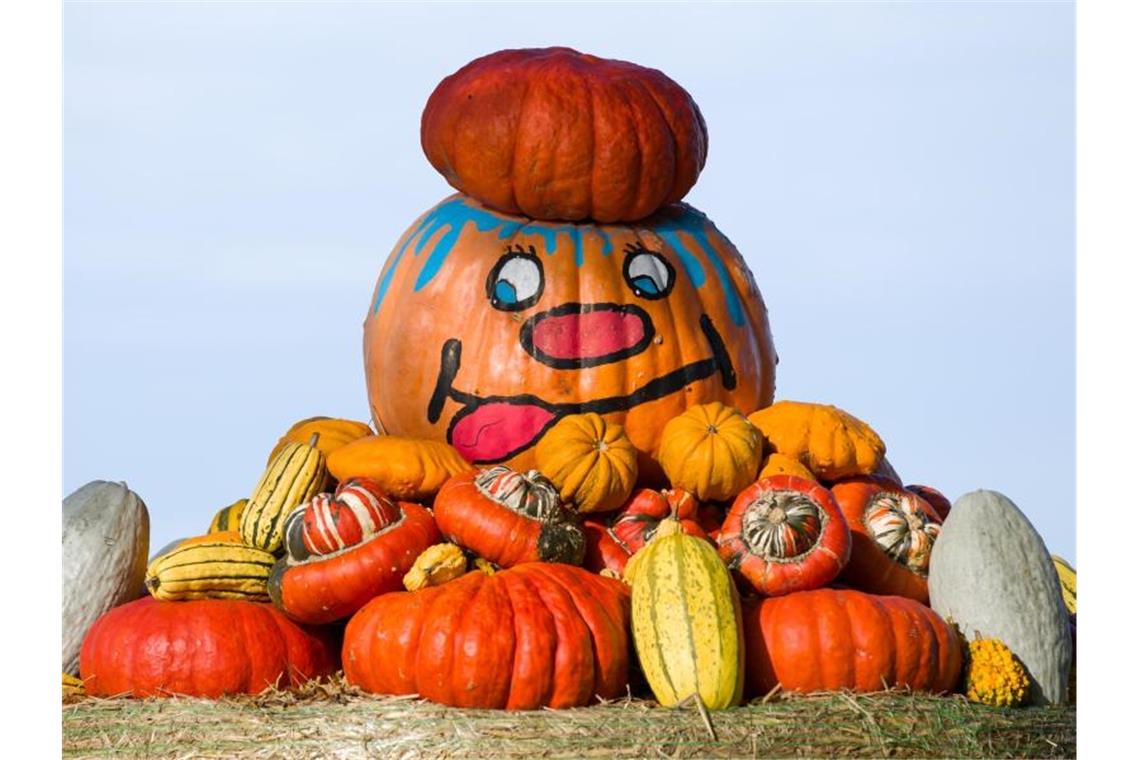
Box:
[364,194,777,477]
[421,47,707,223]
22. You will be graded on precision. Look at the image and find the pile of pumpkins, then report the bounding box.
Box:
[63,48,1075,713]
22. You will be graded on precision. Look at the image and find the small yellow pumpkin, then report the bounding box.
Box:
[535,413,638,513]
[326,435,471,501]
[747,400,885,481]
[964,638,1030,707]
[657,402,762,502]
[267,416,374,465]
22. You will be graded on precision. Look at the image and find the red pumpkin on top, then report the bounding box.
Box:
[422,47,707,223]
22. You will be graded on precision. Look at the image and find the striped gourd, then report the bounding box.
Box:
[240,433,327,554]
[208,499,248,533]
[145,532,275,601]
[629,514,744,710]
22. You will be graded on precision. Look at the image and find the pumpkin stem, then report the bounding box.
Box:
[307,432,320,448]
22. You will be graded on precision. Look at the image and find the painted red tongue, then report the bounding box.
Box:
[449,403,556,463]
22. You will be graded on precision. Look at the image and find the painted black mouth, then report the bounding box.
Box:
[427,314,737,463]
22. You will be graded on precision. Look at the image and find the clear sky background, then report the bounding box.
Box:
[64,1,1074,559]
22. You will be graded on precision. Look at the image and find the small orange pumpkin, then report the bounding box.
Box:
[657,402,763,502]
[535,413,638,513]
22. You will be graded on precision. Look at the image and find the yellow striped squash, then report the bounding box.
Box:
[630,518,744,710]
[145,532,275,601]
[240,434,327,554]
[208,499,248,533]
[1052,555,1076,615]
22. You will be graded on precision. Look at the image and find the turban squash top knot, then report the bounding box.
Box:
[421,47,708,223]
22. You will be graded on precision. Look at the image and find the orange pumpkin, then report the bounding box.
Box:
[421,47,707,223]
[364,194,777,478]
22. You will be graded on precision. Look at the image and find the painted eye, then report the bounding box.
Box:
[486,251,544,311]
[623,249,675,300]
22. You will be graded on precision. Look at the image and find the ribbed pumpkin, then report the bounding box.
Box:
[326,435,470,502]
[363,194,777,477]
[831,476,942,603]
[145,532,275,602]
[267,416,374,465]
[207,499,247,533]
[282,478,401,560]
[583,488,708,575]
[343,563,631,710]
[747,401,885,481]
[421,47,707,223]
[433,467,586,567]
[240,434,327,555]
[742,588,962,696]
[657,402,762,502]
[628,508,744,709]
[80,596,339,698]
[535,413,638,513]
[268,501,440,625]
[717,475,851,596]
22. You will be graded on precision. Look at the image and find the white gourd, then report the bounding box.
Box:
[928,489,1071,705]
[62,481,150,675]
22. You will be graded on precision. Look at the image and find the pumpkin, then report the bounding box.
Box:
[742,588,962,696]
[583,488,707,575]
[240,433,327,555]
[757,452,815,482]
[79,596,339,698]
[283,478,402,559]
[268,501,440,625]
[326,435,470,501]
[964,638,1030,708]
[343,563,631,709]
[421,47,707,224]
[747,401,885,481]
[906,484,952,521]
[433,467,586,567]
[928,489,1072,705]
[62,481,149,676]
[207,498,247,533]
[363,194,777,478]
[145,532,275,602]
[657,402,762,502]
[535,413,638,513]
[267,416,374,465]
[717,475,851,596]
[831,476,941,603]
[629,509,744,710]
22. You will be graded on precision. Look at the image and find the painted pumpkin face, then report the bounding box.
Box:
[364,194,777,475]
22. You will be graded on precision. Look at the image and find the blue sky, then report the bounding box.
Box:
[64,1,1074,558]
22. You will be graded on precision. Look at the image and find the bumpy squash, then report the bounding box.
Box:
[62,481,149,676]
[80,597,339,698]
[743,588,962,696]
[208,499,247,533]
[928,489,1072,705]
[433,467,586,567]
[757,452,815,481]
[717,475,851,596]
[657,402,762,502]
[535,413,638,513]
[145,532,275,602]
[403,543,469,591]
[267,416,373,464]
[747,401,885,481]
[964,638,1030,707]
[344,563,631,709]
[240,434,327,554]
[629,511,744,709]
[326,435,469,501]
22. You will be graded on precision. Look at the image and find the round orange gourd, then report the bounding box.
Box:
[364,195,776,476]
[535,413,638,513]
[421,47,707,223]
[267,416,373,464]
[657,402,762,502]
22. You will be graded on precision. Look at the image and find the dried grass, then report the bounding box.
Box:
[62,675,1075,759]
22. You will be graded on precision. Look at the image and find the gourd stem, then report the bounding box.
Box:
[307,432,320,448]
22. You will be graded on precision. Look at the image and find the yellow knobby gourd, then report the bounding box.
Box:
[964,638,1030,707]
[535,413,638,513]
[629,512,744,710]
[657,402,762,502]
[404,543,469,591]
[63,672,85,700]
[747,400,885,481]
[145,532,276,601]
